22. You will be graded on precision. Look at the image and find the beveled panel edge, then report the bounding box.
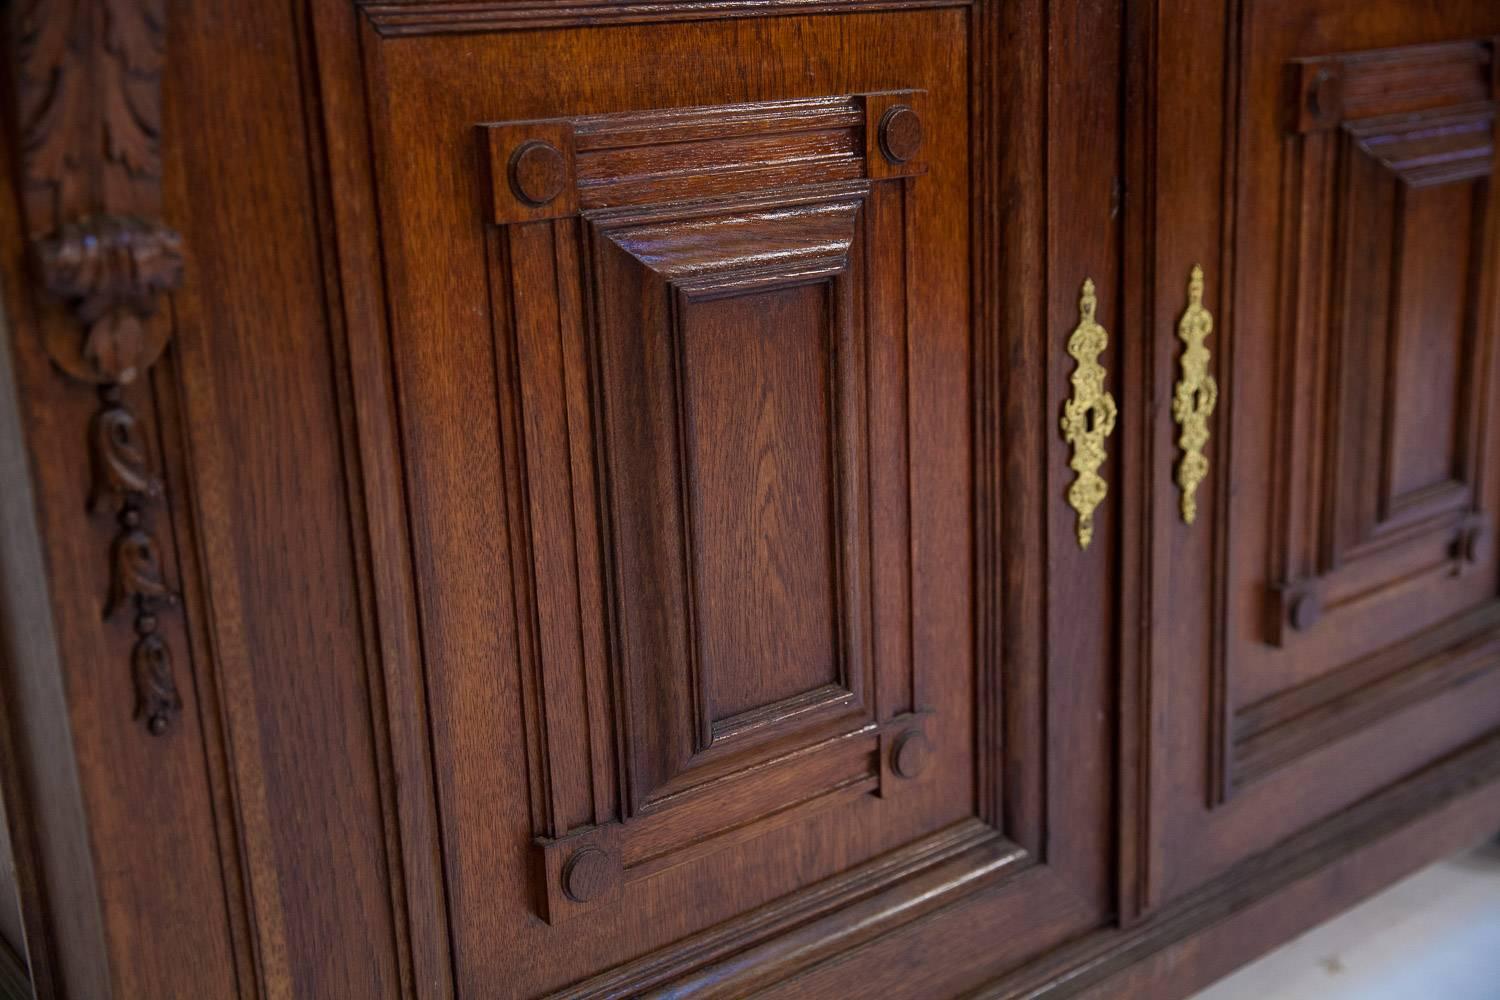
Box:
[549,818,1027,999]
[1227,35,1500,801]
[1229,601,1500,790]
[360,0,971,37]
[335,8,1032,993]
[584,192,870,816]
[1344,102,1494,189]
[480,91,921,220]
[974,724,1500,999]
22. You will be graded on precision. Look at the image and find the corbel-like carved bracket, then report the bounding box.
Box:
[8,0,184,734]
[37,217,183,385]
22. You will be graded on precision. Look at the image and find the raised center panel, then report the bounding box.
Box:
[680,282,846,733]
[580,179,881,811]
[1247,39,1500,761]
[328,5,1118,994]
[1136,0,1500,913]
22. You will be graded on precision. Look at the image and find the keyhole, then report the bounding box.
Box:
[1085,408,1096,433]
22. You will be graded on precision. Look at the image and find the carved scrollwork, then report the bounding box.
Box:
[93,387,181,735]
[89,388,163,509]
[131,632,181,736]
[106,506,177,619]
[13,0,169,227]
[8,0,184,734]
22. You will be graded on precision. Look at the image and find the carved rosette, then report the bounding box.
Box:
[9,0,185,734]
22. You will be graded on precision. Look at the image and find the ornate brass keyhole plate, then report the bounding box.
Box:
[1061,279,1118,549]
[1173,265,1218,524]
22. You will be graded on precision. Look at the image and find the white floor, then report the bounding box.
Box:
[1193,840,1500,1000]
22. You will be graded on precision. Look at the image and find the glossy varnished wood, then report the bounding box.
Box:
[323,2,1117,990]
[1130,0,1500,916]
[2,1,1500,998]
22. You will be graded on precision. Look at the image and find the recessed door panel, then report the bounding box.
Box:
[1135,0,1500,911]
[322,6,1119,995]
[482,99,918,902]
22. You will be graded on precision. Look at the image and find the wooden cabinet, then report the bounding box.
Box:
[318,8,1119,994]
[1130,0,1500,915]
[2,1,1500,998]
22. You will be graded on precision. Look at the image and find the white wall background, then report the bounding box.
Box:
[1194,840,1500,1000]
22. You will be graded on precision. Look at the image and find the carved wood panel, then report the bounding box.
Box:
[7,0,185,733]
[1231,39,1500,791]
[1265,41,1497,651]
[1136,2,1500,915]
[17,0,1500,995]
[479,94,931,921]
[330,6,1119,992]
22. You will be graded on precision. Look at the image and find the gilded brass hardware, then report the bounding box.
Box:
[1172,265,1219,524]
[1061,279,1118,549]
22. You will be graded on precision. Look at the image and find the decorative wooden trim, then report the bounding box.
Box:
[6,0,184,734]
[552,820,1027,998]
[12,0,165,228]
[359,0,971,37]
[974,726,1500,999]
[1287,41,1493,135]
[1212,35,1500,798]
[33,218,182,386]
[303,0,459,991]
[1231,603,1500,788]
[96,381,180,734]
[478,92,933,920]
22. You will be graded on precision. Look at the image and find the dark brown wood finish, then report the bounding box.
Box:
[0,1,1499,998]
[306,1,1117,992]
[1129,0,1500,916]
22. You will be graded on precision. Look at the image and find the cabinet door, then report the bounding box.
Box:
[311,2,1118,995]
[1132,0,1500,909]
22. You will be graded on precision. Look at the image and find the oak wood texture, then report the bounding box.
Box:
[1126,0,1500,918]
[8,0,190,751]
[0,0,1498,998]
[323,5,1116,991]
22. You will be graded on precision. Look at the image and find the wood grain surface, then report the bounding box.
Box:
[0,1,1497,998]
